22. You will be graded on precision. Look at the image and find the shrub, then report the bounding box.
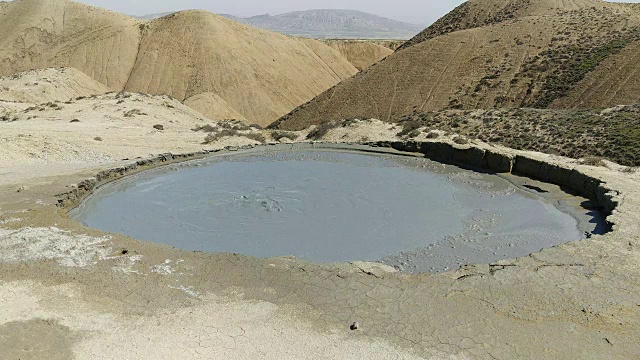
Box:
[203,129,239,144]
[425,131,440,139]
[0,112,18,122]
[407,130,421,138]
[124,109,147,117]
[307,121,340,140]
[243,132,267,144]
[581,156,606,167]
[192,124,218,133]
[453,136,469,145]
[220,120,251,131]
[272,131,298,142]
[396,120,424,137]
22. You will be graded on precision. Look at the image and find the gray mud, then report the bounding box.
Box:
[71,148,605,273]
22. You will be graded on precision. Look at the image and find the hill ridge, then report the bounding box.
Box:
[273,0,640,130]
[0,0,358,125]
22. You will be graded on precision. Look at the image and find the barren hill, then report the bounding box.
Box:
[0,68,108,104]
[321,40,393,70]
[125,11,357,125]
[0,0,358,126]
[220,9,423,39]
[272,0,640,130]
[0,0,141,89]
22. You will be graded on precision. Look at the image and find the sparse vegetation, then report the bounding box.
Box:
[193,121,251,133]
[453,136,469,145]
[124,109,147,117]
[0,111,18,122]
[581,156,606,167]
[243,132,267,144]
[41,102,63,110]
[394,106,640,166]
[305,119,361,140]
[396,119,423,138]
[306,121,340,140]
[197,120,267,144]
[271,131,298,142]
[425,131,440,139]
[203,129,239,144]
[192,124,218,133]
[519,27,640,108]
[202,128,266,144]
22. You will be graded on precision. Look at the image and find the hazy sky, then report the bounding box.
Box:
[64,0,468,24]
[7,0,638,25]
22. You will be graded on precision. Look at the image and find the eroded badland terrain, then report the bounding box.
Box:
[1,0,640,359]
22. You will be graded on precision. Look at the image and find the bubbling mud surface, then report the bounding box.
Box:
[71,149,605,273]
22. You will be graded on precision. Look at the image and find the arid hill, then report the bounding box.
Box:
[0,68,108,104]
[0,0,141,89]
[0,0,358,126]
[321,40,393,71]
[272,0,640,130]
[0,67,268,177]
[125,11,357,125]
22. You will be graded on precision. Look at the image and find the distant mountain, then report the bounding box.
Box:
[223,10,423,39]
[135,9,421,39]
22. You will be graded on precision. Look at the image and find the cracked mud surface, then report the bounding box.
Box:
[1,141,639,359]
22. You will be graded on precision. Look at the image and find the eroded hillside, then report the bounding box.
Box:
[0,0,141,89]
[273,0,640,130]
[321,40,393,71]
[0,0,359,126]
[0,68,108,104]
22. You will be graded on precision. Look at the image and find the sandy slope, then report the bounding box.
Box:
[183,92,248,122]
[0,0,358,127]
[551,40,640,108]
[126,11,356,126]
[273,0,640,130]
[399,0,612,51]
[0,0,141,89]
[322,40,393,71]
[0,68,109,104]
[0,70,266,186]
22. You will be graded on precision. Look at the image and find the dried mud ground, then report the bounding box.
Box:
[1,125,640,359]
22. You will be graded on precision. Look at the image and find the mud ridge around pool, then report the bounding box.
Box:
[2,139,638,360]
[57,141,620,226]
[66,144,609,273]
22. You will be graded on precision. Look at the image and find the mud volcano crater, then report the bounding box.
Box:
[70,145,607,273]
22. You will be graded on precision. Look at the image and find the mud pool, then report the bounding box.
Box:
[71,149,606,272]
